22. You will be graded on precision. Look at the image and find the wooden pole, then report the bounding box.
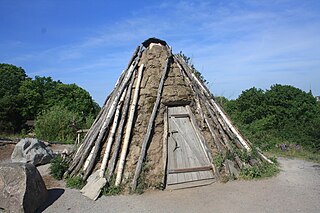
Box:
[161,106,168,187]
[99,89,127,177]
[115,64,145,186]
[106,74,135,181]
[210,100,251,151]
[68,105,109,176]
[131,56,171,191]
[175,55,252,175]
[177,60,224,153]
[177,54,251,152]
[83,47,144,180]
[68,67,127,177]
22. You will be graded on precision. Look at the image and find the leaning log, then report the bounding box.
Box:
[99,89,127,177]
[161,107,169,186]
[115,64,145,186]
[83,49,143,180]
[106,74,135,181]
[131,56,171,191]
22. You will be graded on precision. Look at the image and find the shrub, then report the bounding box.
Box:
[66,176,85,189]
[35,105,85,143]
[50,155,69,180]
[240,162,279,180]
[102,175,124,196]
[102,184,124,196]
[213,154,223,170]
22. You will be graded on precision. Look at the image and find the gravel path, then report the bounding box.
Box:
[41,157,320,213]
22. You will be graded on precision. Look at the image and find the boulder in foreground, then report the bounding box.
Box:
[0,162,48,213]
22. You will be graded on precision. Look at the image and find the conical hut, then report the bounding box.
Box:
[66,38,272,199]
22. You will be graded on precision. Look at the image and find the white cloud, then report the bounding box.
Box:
[3,0,320,104]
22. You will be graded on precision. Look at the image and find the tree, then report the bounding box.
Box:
[224,84,320,151]
[235,87,267,124]
[0,63,100,136]
[265,84,317,130]
[0,63,28,132]
[19,76,59,119]
[19,76,100,120]
[53,83,100,117]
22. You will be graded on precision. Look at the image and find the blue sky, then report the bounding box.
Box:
[1,0,320,105]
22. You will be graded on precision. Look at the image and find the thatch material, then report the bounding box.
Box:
[66,38,272,198]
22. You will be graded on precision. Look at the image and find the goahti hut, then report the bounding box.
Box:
[65,38,272,200]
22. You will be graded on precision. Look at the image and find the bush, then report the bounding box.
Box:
[240,162,279,180]
[35,105,90,143]
[50,155,69,180]
[101,175,124,196]
[213,154,223,170]
[66,176,85,189]
[102,184,124,196]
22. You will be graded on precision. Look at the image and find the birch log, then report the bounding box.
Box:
[107,75,135,181]
[68,65,129,177]
[210,100,251,151]
[115,64,145,186]
[83,50,143,180]
[131,57,170,191]
[177,62,223,153]
[99,89,127,177]
[178,55,251,151]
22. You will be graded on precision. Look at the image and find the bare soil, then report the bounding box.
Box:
[2,144,319,212]
[41,157,320,213]
[0,144,15,163]
[0,143,68,188]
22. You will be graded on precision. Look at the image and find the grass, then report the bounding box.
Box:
[102,183,124,196]
[0,133,28,140]
[102,175,124,196]
[49,155,69,180]
[50,155,85,190]
[239,161,279,180]
[66,176,86,189]
[134,162,149,194]
[267,148,320,164]
[239,145,320,180]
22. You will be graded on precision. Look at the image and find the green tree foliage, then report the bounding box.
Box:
[19,76,59,119]
[0,63,100,140]
[53,83,100,116]
[19,76,100,120]
[0,64,29,132]
[223,84,320,152]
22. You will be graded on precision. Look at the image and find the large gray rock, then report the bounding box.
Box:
[0,163,48,213]
[11,138,54,166]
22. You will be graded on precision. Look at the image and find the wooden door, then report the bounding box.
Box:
[166,106,214,190]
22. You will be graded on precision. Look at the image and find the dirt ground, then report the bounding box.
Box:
[1,144,319,213]
[0,143,68,188]
[39,157,320,213]
[0,143,15,163]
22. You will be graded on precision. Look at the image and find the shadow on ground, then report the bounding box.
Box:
[37,188,65,212]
